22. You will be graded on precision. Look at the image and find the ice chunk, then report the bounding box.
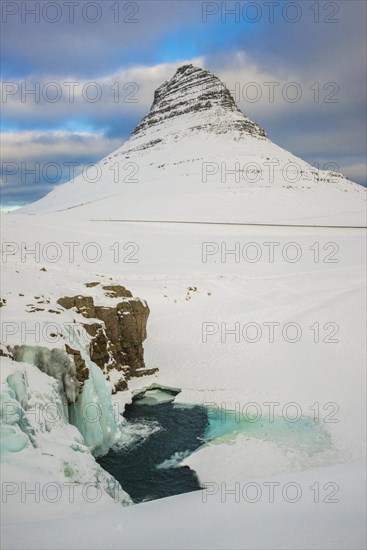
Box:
[134,389,177,406]
[0,389,30,454]
[0,391,21,425]
[7,371,28,409]
[0,424,28,453]
[156,450,191,469]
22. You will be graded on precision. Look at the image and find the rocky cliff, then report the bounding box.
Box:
[57,285,157,393]
[5,284,156,402]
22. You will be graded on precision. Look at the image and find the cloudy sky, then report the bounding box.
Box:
[1,0,366,209]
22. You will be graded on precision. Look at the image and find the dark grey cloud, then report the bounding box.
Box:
[1,1,204,76]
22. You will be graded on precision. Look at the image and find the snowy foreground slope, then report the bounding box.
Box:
[1,65,366,549]
[2,462,366,550]
[1,217,366,549]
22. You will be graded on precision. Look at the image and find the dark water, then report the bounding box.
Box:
[97,395,331,503]
[97,401,209,503]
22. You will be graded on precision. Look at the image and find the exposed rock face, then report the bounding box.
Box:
[64,344,89,386]
[57,285,156,392]
[0,343,12,358]
[94,299,149,373]
[101,285,133,298]
[57,295,96,318]
[83,323,112,369]
[130,64,266,149]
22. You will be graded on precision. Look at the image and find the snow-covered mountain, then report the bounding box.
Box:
[19,64,365,225]
[2,64,366,549]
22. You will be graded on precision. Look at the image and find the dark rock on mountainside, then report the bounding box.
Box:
[130,64,266,145]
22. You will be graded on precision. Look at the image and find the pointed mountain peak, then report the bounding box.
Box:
[131,64,266,141]
[18,65,363,221]
[173,63,199,76]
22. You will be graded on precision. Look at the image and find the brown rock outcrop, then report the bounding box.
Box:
[57,286,157,392]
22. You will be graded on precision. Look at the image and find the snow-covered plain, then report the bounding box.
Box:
[1,65,366,548]
[2,214,366,548]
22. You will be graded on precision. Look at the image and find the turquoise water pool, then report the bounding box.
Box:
[98,390,332,502]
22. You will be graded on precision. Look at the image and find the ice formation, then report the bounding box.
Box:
[0,390,29,453]
[0,356,131,509]
[12,345,79,405]
[69,359,118,457]
[8,324,121,458]
[66,329,119,457]
[0,369,36,454]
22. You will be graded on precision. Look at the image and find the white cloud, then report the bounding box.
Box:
[1,58,205,127]
[1,130,122,163]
